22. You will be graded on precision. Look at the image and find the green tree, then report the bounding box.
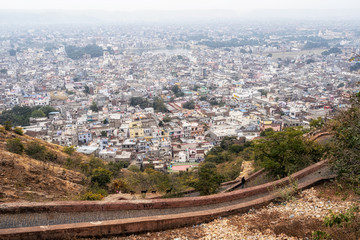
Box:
[328,92,360,185]
[31,110,46,118]
[103,119,109,124]
[260,128,274,137]
[39,106,57,117]
[90,101,99,112]
[25,141,46,160]
[310,117,324,129]
[193,162,224,195]
[254,127,324,178]
[84,85,91,95]
[63,146,76,155]
[0,69,7,74]
[13,127,23,135]
[130,97,150,109]
[6,138,24,154]
[91,167,112,188]
[183,101,195,109]
[163,115,171,122]
[4,121,12,130]
[101,131,107,137]
[171,85,184,97]
[153,96,167,112]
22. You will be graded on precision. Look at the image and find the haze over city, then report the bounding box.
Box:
[0,1,360,239]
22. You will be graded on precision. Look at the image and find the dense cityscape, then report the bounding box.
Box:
[1,21,359,171]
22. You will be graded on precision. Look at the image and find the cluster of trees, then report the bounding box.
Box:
[350,62,360,72]
[198,38,262,49]
[302,40,329,50]
[65,44,103,60]
[171,85,184,97]
[129,96,168,112]
[322,47,342,56]
[327,92,360,187]
[0,105,57,126]
[182,101,195,109]
[153,96,167,112]
[90,101,99,112]
[254,127,324,178]
[130,97,150,109]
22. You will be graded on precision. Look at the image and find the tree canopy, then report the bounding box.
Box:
[328,92,360,185]
[65,44,104,60]
[183,101,195,109]
[130,97,150,109]
[0,105,57,126]
[254,127,324,178]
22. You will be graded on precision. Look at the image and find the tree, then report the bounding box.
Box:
[310,117,324,129]
[130,97,150,109]
[39,106,57,117]
[328,92,360,185]
[84,85,91,95]
[6,138,24,154]
[90,101,99,112]
[158,120,164,127]
[254,127,324,178]
[0,69,7,74]
[25,141,46,160]
[183,101,195,109]
[163,115,171,122]
[153,96,167,112]
[4,121,12,130]
[9,49,16,56]
[91,167,112,188]
[63,146,76,155]
[13,127,23,135]
[193,162,224,195]
[260,128,274,137]
[103,119,109,125]
[171,85,184,97]
[101,131,107,137]
[31,110,46,118]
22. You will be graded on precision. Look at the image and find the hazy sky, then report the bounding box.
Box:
[1,0,360,12]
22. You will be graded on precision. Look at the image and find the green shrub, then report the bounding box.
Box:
[91,167,112,188]
[25,141,46,160]
[43,150,57,162]
[6,138,24,154]
[63,146,76,155]
[80,192,104,201]
[13,127,23,135]
[4,121,12,130]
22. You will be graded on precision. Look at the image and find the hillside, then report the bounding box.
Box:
[0,129,89,202]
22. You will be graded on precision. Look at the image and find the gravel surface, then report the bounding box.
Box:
[105,187,359,240]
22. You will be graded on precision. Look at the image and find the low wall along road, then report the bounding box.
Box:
[0,160,335,240]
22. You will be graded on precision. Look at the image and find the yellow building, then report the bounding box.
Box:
[129,121,145,138]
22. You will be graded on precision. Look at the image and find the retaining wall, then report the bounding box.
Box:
[0,160,327,215]
[0,173,330,240]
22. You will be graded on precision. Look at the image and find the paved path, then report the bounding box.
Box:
[0,165,334,230]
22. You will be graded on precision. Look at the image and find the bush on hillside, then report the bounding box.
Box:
[6,138,24,154]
